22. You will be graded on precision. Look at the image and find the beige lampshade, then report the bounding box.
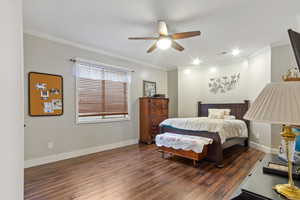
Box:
[244,82,300,125]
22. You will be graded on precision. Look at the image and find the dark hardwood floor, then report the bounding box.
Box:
[25,144,264,200]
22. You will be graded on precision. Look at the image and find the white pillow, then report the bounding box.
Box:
[208,109,226,119]
[208,109,231,119]
[223,109,231,116]
[224,115,236,120]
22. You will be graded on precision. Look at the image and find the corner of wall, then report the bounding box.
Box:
[297,14,300,32]
[247,46,272,150]
[167,68,178,117]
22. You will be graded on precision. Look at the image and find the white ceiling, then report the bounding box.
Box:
[24,0,300,69]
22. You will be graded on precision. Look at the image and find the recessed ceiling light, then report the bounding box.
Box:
[184,69,191,74]
[157,38,172,50]
[232,49,240,56]
[210,67,217,73]
[192,58,202,65]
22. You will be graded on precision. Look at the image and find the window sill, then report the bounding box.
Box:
[76,117,130,124]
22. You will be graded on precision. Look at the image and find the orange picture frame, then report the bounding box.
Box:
[28,72,63,116]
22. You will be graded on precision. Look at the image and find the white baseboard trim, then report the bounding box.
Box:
[25,138,139,168]
[250,141,279,154]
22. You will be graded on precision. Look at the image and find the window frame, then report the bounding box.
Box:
[75,58,131,124]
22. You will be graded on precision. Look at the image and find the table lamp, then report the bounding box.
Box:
[244,82,300,200]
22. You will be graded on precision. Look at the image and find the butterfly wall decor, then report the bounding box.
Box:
[208,73,240,94]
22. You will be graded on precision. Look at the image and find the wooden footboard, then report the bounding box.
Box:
[159,126,248,167]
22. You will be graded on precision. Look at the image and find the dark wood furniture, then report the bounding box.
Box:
[139,97,169,144]
[198,100,250,129]
[231,154,300,200]
[158,145,208,167]
[160,100,249,167]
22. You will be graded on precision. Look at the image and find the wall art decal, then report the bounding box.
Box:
[143,80,156,97]
[208,73,240,94]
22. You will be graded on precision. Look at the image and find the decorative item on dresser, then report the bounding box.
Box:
[143,80,156,97]
[139,97,169,144]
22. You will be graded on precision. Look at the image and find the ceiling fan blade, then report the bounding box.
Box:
[147,42,157,53]
[171,31,201,39]
[128,37,158,40]
[158,21,168,36]
[172,41,184,52]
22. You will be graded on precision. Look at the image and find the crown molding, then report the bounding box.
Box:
[247,46,271,59]
[24,29,166,71]
[270,40,290,48]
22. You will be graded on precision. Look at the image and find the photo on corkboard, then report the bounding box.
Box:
[28,72,63,116]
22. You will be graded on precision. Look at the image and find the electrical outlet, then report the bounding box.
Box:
[48,142,54,149]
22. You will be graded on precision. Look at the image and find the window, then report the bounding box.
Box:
[75,60,131,123]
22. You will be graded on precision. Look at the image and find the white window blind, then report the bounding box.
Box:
[75,61,131,122]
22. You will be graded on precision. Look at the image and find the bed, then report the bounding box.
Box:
[159,100,250,167]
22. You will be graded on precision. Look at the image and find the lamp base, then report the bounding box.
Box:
[274,184,300,200]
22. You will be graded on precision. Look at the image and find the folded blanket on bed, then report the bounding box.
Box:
[160,117,248,144]
[155,133,213,153]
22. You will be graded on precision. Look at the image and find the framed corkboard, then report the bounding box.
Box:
[28,72,63,116]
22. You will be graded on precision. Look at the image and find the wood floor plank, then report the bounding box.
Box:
[25,144,264,200]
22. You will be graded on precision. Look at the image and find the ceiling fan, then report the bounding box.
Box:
[128,21,201,53]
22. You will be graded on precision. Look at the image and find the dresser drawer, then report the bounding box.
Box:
[150,99,168,116]
[151,117,167,135]
[151,116,167,126]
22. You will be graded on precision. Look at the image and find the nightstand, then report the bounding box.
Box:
[231,154,300,200]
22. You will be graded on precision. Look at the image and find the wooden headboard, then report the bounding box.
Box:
[197,100,250,126]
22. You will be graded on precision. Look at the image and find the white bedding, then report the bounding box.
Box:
[155,133,213,153]
[160,117,248,144]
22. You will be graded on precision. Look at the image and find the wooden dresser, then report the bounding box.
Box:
[139,97,169,144]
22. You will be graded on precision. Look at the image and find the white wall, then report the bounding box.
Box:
[24,34,167,164]
[178,66,206,117]
[178,60,249,117]
[177,47,273,148]
[271,44,297,82]
[167,69,178,117]
[0,0,24,199]
[247,47,272,147]
[270,44,297,148]
[297,14,300,31]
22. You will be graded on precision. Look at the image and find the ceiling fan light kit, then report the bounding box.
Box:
[157,37,172,50]
[128,21,201,53]
[232,49,241,56]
